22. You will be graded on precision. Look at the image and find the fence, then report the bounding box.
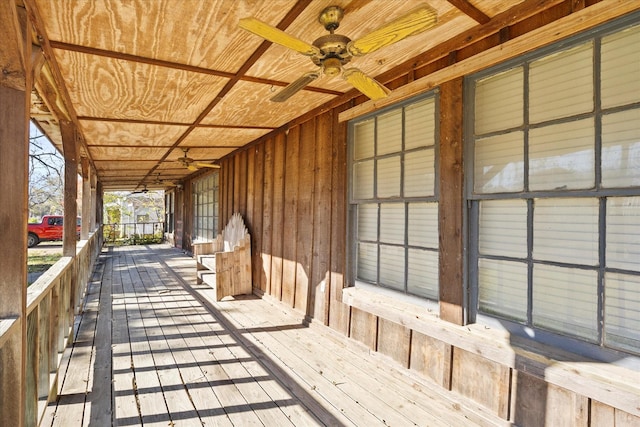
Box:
[103,221,164,245]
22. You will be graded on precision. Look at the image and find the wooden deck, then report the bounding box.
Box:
[42,244,506,427]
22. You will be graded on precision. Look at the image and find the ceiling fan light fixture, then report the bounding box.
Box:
[323,57,342,77]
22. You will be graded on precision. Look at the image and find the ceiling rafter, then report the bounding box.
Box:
[446,0,491,24]
[137,0,315,189]
[49,40,342,98]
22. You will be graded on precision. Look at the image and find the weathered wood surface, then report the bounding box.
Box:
[45,244,516,426]
[193,212,252,300]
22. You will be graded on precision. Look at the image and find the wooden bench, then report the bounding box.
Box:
[192,212,252,300]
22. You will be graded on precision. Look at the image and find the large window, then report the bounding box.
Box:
[192,173,219,242]
[467,20,640,354]
[349,93,439,299]
[165,192,174,233]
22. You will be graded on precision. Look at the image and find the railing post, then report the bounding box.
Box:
[0,1,31,425]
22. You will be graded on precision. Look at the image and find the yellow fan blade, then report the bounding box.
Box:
[271,72,320,102]
[347,6,437,56]
[239,17,320,56]
[343,68,390,100]
[195,163,221,169]
[187,164,198,171]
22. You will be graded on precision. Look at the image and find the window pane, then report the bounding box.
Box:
[408,248,438,299]
[380,203,404,245]
[377,156,401,198]
[474,131,524,193]
[533,264,598,341]
[354,119,375,160]
[357,242,377,283]
[601,25,640,109]
[475,67,523,134]
[358,204,378,242]
[529,119,595,191]
[404,148,435,197]
[353,160,374,199]
[604,272,640,353]
[380,244,405,290]
[405,97,435,149]
[479,258,528,322]
[533,198,599,265]
[479,199,527,258]
[408,202,438,248]
[530,42,593,123]
[377,109,402,155]
[601,108,640,188]
[607,197,640,272]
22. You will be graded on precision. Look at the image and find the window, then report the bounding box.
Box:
[467,20,640,354]
[349,93,439,299]
[165,192,175,233]
[192,173,219,242]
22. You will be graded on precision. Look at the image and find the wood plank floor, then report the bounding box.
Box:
[42,244,507,427]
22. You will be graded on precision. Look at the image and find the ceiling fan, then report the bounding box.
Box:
[239,4,438,102]
[153,173,177,187]
[176,148,220,171]
[130,184,149,195]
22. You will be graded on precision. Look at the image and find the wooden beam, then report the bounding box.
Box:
[81,158,91,239]
[438,78,464,326]
[0,1,30,425]
[0,0,26,90]
[61,121,78,257]
[446,0,491,24]
[340,0,639,122]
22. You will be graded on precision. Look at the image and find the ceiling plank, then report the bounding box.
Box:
[139,0,315,187]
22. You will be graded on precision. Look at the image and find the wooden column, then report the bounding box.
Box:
[0,1,30,425]
[90,171,97,231]
[61,121,78,257]
[438,78,465,325]
[80,157,90,239]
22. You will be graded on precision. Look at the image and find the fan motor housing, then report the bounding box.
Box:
[312,34,352,67]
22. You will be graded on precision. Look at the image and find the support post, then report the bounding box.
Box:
[0,1,31,425]
[438,78,465,325]
[81,157,90,239]
[61,121,78,257]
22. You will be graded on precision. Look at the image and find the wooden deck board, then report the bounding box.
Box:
[45,244,503,426]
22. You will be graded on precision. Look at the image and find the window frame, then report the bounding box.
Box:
[192,172,219,242]
[465,13,640,359]
[347,91,441,301]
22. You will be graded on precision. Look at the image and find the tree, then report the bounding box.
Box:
[29,123,64,219]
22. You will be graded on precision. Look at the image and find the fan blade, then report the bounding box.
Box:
[271,72,320,102]
[347,6,437,56]
[343,68,390,100]
[239,18,320,56]
[187,164,198,172]
[194,163,221,169]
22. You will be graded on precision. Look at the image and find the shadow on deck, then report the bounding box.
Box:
[42,244,503,427]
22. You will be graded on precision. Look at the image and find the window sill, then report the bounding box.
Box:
[341,285,640,417]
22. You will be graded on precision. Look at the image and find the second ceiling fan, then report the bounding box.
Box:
[239,4,438,102]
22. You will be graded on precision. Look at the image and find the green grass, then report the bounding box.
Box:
[28,254,62,273]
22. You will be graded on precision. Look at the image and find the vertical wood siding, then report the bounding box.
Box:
[219,109,350,333]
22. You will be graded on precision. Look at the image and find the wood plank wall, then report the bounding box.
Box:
[216,107,351,333]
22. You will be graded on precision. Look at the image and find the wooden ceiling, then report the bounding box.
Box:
[26,0,540,191]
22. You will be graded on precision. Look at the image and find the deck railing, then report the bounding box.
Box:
[19,228,103,426]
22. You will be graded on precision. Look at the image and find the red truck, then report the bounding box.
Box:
[27,215,81,248]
